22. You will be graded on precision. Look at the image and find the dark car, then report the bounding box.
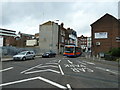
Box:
[42,52,56,58]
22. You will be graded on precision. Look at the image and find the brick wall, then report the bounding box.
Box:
[91,14,120,55]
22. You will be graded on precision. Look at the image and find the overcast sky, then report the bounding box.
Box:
[0,0,119,37]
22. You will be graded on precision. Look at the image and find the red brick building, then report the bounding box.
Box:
[78,35,87,49]
[91,13,120,56]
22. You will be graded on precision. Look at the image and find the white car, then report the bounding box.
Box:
[13,51,35,60]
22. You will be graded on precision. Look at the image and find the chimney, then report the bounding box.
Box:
[61,23,64,27]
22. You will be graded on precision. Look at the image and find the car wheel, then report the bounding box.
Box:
[22,57,26,61]
[32,56,35,60]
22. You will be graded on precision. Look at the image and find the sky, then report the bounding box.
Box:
[0,0,119,37]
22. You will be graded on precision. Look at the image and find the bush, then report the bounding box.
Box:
[110,48,120,57]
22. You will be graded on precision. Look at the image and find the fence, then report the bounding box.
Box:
[0,46,50,57]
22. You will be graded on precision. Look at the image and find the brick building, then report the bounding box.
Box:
[78,35,87,49]
[78,35,91,52]
[91,13,120,56]
[16,32,34,47]
[0,28,16,46]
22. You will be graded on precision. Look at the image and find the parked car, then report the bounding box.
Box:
[42,52,56,58]
[13,51,35,60]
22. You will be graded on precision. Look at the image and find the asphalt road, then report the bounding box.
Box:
[0,55,119,90]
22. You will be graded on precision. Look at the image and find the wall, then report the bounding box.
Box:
[91,14,120,55]
[39,22,59,53]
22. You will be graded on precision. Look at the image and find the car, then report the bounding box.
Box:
[13,51,35,61]
[42,51,56,58]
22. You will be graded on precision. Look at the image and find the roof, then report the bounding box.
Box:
[41,21,53,26]
[18,32,34,37]
[0,28,16,32]
[91,13,119,26]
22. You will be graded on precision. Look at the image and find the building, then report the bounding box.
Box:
[78,35,87,50]
[39,21,78,54]
[91,13,120,56]
[39,21,59,54]
[16,32,34,47]
[78,35,92,52]
[87,37,92,52]
[58,23,68,54]
[67,28,78,46]
[0,28,16,46]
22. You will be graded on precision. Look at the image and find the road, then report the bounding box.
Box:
[0,55,119,90]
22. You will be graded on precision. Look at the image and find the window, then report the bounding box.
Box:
[95,32,108,39]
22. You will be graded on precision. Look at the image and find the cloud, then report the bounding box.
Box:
[0,1,118,36]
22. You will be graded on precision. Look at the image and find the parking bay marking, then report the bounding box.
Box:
[0,67,13,72]
[0,76,67,89]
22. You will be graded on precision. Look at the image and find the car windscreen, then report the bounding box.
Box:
[18,52,27,55]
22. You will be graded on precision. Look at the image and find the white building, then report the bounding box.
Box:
[87,37,92,52]
[39,21,59,54]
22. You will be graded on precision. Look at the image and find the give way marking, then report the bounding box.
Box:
[20,60,64,75]
[0,67,13,72]
[0,76,67,89]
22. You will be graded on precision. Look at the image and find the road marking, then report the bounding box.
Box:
[0,67,13,72]
[58,65,64,75]
[24,69,60,74]
[0,77,39,87]
[37,65,58,68]
[67,60,73,64]
[38,76,67,89]
[0,76,67,89]
[82,61,95,65]
[58,60,61,63]
[66,84,72,90]
[20,64,42,74]
[77,61,86,65]
[95,67,118,75]
[46,63,58,65]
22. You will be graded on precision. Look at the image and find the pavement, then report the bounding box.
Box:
[1,55,42,62]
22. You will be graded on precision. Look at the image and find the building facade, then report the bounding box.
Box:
[39,21,78,54]
[39,21,59,54]
[0,28,16,46]
[78,35,91,52]
[67,28,78,46]
[58,23,68,54]
[91,13,120,56]
[16,32,34,47]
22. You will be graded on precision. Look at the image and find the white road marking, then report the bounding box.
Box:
[0,67,13,72]
[38,76,67,89]
[67,60,73,64]
[0,76,67,89]
[0,77,39,87]
[66,84,72,90]
[58,60,61,63]
[24,69,60,74]
[58,65,64,75]
[37,65,58,68]
[95,67,118,75]
[78,61,86,65]
[82,61,95,65]
[46,63,58,65]
[20,64,42,74]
